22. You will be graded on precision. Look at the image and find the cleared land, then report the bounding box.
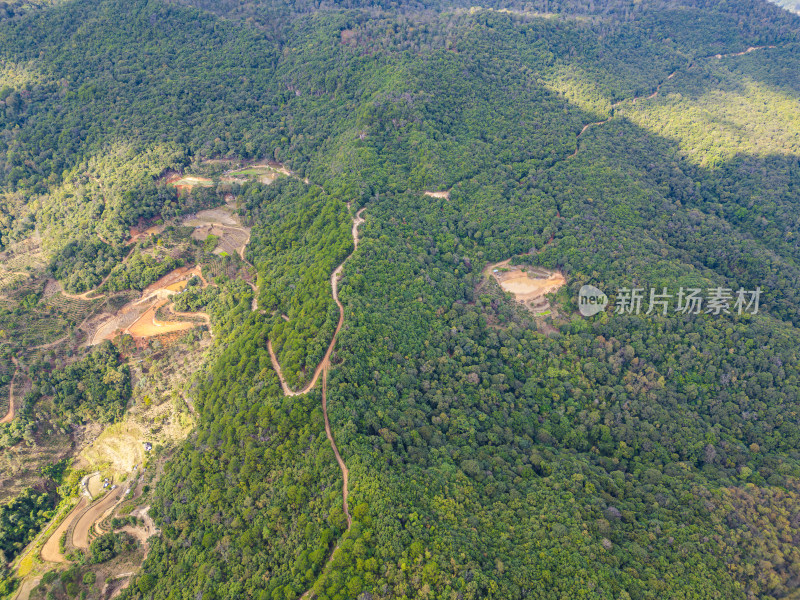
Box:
[223,164,283,185]
[80,422,147,478]
[423,190,450,200]
[120,506,158,555]
[0,237,47,291]
[127,224,164,244]
[126,301,197,339]
[85,472,104,498]
[90,265,205,345]
[183,206,250,259]
[494,270,566,300]
[182,207,240,228]
[0,359,19,423]
[166,174,214,192]
[486,259,565,314]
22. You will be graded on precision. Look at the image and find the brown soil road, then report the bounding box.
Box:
[72,487,124,549]
[483,257,512,279]
[322,364,351,527]
[0,358,19,424]
[12,575,41,600]
[573,45,780,160]
[40,497,88,563]
[268,208,365,395]
[164,303,211,327]
[273,206,364,600]
[120,505,158,558]
[707,45,777,59]
[297,365,353,600]
[29,335,70,351]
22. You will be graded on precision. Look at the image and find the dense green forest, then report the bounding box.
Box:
[100,250,183,293]
[30,342,131,426]
[0,487,56,564]
[2,0,800,597]
[243,178,353,389]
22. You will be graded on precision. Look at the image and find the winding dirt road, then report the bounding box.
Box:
[60,246,138,301]
[268,208,365,397]
[73,487,124,549]
[267,206,364,600]
[322,364,351,528]
[568,44,781,161]
[40,497,88,563]
[164,303,212,331]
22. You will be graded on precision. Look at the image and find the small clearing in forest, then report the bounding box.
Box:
[487,260,566,315]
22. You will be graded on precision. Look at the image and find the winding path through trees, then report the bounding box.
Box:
[268,207,365,399]
[264,205,364,600]
[568,44,781,161]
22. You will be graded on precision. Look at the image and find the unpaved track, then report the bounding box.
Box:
[277,206,363,600]
[297,365,352,600]
[12,575,41,600]
[322,365,351,527]
[29,335,70,351]
[567,119,611,159]
[72,488,124,549]
[0,358,19,423]
[125,300,197,338]
[164,303,213,335]
[569,44,781,161]
[268,208,365,397]
[40,497,88,563]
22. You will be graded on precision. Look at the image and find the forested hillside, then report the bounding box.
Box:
[2,0,800,597]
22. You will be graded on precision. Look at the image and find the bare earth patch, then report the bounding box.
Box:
[125,301,197,339]
[487,260,566,315]
[494,270,566,300]
[0,236,47,291]
[127,224,164,245]
[88,265,206,346]
[167,174,214,193]
[424,190,450,200]
[182,207,240,228]
[182,205,251,259]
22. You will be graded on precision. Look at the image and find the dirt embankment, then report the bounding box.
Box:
[40,497,88,563]
[72,487,124,549]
